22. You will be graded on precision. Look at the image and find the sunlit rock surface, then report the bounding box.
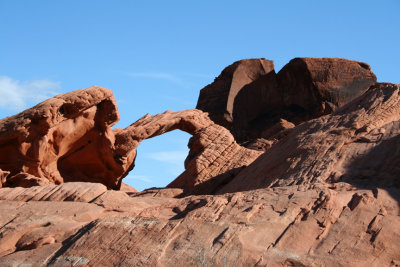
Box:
[0,59,399,266]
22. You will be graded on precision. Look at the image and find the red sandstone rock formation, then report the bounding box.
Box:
[0,169,9,188]
[198,58,377,143]
[0,182,399,265]
[0,92,259,194]
[196,58,275,129]
[276,57,377,120]
[0,59,399,266]
[0,57,377,191]
[219,83,400,194]
[114,109,261,195]
[0,86,122,189]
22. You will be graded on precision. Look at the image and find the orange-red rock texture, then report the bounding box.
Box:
[0,58,399,266]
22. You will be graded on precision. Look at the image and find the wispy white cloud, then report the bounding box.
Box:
[180,72,214,79]
[145,150,188,165]
[124,71,213,88]
[127,72,183,84]
[124,174,152,183]
[0,76,60,111]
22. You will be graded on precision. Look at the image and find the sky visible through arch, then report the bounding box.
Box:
[0,1,399,191]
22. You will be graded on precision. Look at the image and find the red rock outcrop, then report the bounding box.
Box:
[0,57,377,192]
[0,94,260,194]
[114,109,262,195]
[276,57,377,119]
[0,182,172,260]
[219,83,400,193]
[0,169,9,188]
[0,181,399,266]
[199,57,377,143]
[196,58,275,129]
[0,86,122,189]
[0,64,399,266]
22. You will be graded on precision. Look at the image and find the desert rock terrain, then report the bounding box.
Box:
[0,58,399,266]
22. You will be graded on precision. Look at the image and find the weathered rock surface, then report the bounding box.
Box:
[0,90,258,194]
[275,57,377,122]
[278,58,377,111]
[0,59,399,266]
[198,57,376,143]
[0,169,10,188]
[0,182,107,202]
[0,86,123,189]
[220,83,400,193]
[0,182,172,262]
[0,57,377,192]
[0,182,399,266]
[114,109,262,195]
[196,58,275,129]
[120,182,139,193]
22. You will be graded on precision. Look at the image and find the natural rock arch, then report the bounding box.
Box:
[0,89,261,194]
[113,109,262,194]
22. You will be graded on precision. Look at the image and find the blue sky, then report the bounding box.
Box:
[1,1,399,190]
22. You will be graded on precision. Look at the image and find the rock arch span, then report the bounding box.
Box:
[113,109,262,194]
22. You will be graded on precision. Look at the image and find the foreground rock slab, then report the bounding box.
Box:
[0,182,399,266]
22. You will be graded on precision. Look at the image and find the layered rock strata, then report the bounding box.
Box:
[0,181,399,266]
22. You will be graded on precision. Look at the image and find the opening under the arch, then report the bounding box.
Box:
[123,130,191,191]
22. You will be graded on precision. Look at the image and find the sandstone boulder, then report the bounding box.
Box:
[277,57,377,119]
[120,182,139,193]
[196,58,275,129]
[199,57,377,143]
[0,169,10,188]
[234,57,377,142]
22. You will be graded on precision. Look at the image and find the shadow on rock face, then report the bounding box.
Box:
[334,133,400,203]
[216,83,400,204]
[200,57,377,144]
